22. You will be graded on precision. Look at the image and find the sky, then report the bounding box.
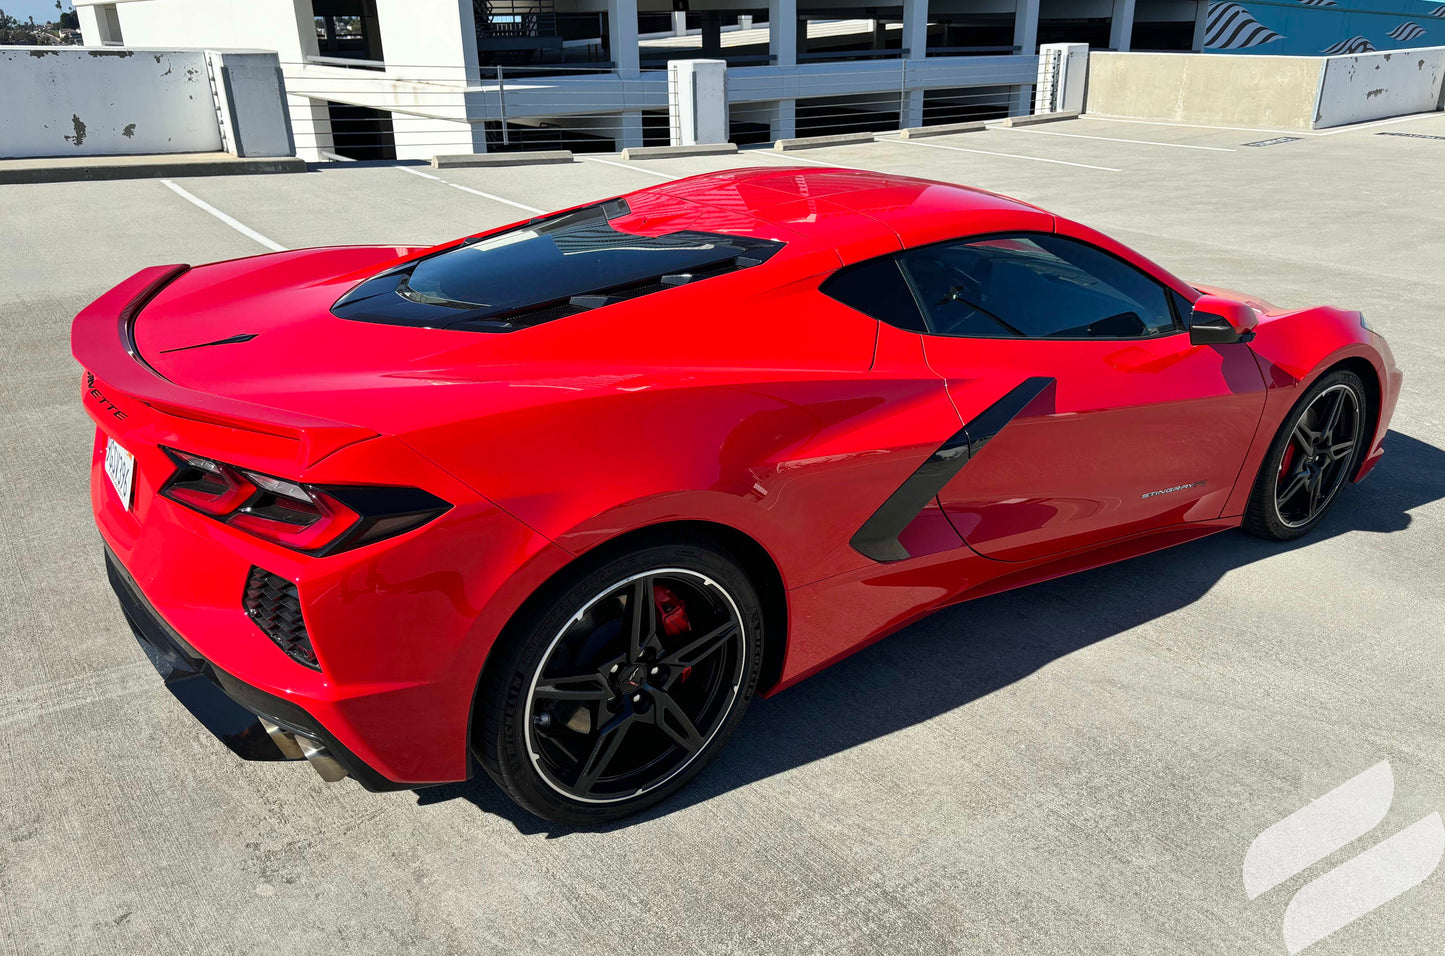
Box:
[2,0,73,24]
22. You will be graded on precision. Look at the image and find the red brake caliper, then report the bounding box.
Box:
[653,584,693,683]
[1279,443,1297,486]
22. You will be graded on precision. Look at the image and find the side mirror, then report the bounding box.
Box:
[1189,294,1258,345]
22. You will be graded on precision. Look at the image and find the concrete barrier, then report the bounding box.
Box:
[0,46,293,160]
[1316,49,1445,129]
[0,154,305,185]
[433,151,573,168]
[2,47,222,158]
[998,110,1080,128]
[1086,48,1445,132]
[1085,52,1323,130]
[621,143,738,159]
[775,131,876,150]
[897,121,987,139]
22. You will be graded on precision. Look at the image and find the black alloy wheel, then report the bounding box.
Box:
[525,568,747,803]
[1245,369,1368,540]
[476,539,765,825]
[1273,383,1362,529]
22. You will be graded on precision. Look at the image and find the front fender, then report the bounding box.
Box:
[1221,303,1401,516]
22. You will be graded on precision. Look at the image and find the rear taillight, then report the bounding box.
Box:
[160,450,257,515]
[229,475,361,551]
[159,447,449,555]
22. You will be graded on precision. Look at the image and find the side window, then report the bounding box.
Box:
[898,234,1179,339]
[819,256,928,333]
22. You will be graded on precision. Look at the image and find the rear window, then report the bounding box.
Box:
[333,198,784,332]
[819,256,927,333]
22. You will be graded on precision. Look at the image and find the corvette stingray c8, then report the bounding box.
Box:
[74,168,1401,825]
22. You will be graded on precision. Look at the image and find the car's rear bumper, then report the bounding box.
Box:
[106,546,409,790]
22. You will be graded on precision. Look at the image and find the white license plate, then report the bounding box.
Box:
[104,436,136,511]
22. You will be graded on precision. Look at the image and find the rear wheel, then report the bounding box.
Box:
[474,539,764,826]
[1243,369,1367,540]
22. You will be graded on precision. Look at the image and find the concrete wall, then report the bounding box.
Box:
[207,51,296,157]
[1315,47,1445,129]
[0,47,222,158]
[0,46,294,160]
[1086,48,1445,131]
[1086,51,1324,130]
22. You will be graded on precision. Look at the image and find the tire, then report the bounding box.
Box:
[473,536,765,826]
[1243,368,1368,541]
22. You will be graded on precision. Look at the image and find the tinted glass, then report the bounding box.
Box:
[819,257,927,333]
[332,198,783,331]
[899,235,1178,339]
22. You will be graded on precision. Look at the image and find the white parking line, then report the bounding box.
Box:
[395,164,543,214]
[745,149,856,169]
[159,179,287,252]
[396,165,442,181]
[883,137,1122,172]
[989,125,1236,152]
[582,156,679,180]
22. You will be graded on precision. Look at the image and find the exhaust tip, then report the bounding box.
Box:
[297,735,350,783]
[260,717,350,783]
[259,717,306,761]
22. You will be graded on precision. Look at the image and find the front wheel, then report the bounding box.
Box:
[474,538,765,826]
[1243,369,1368,541]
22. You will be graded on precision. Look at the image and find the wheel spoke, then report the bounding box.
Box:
[534,673,613,702]
[660,621,738,671]
[1307,474,1324,518]
[1326,440,1356,462]
[626,576,657,663]
[1320,389,1347,438]
[649,689,705,754]
[574,709,634,796]
[1291,421,1319,454]
[1277,473,1309,504]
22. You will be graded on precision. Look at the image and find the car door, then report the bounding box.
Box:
[900,231,1267,563]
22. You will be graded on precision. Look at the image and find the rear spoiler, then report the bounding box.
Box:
[71,265,378,466]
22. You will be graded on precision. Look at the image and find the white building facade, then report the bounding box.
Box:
[75,0,1209,159]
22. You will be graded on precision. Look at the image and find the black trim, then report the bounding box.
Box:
[104,547,410,791]
[118,264,190,377]
[159,333,258,354]
[1187,315,1254,346]
[849,377,1054,562]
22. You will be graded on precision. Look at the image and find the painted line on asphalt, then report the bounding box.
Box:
[582,156,679,180]
[883,137,1122,171]
[988,125,1237,152]
[396,164,543,214]
[159,179,287,252]
[745,149,856,169]
[395,165,443,181]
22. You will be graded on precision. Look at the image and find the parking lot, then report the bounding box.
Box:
[3,112,1443,955]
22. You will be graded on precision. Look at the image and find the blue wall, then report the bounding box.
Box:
[1204,0,1442,54]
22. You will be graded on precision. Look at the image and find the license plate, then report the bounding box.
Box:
[104,436,136,510]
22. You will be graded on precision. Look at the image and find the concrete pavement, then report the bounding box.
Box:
[1,113,1442,955]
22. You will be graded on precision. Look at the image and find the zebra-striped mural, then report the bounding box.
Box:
[1204,0,1439,54]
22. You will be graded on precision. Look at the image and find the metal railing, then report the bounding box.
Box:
[275,57,1044,160]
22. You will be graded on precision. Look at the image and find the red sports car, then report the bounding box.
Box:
[75,168,1401,825]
